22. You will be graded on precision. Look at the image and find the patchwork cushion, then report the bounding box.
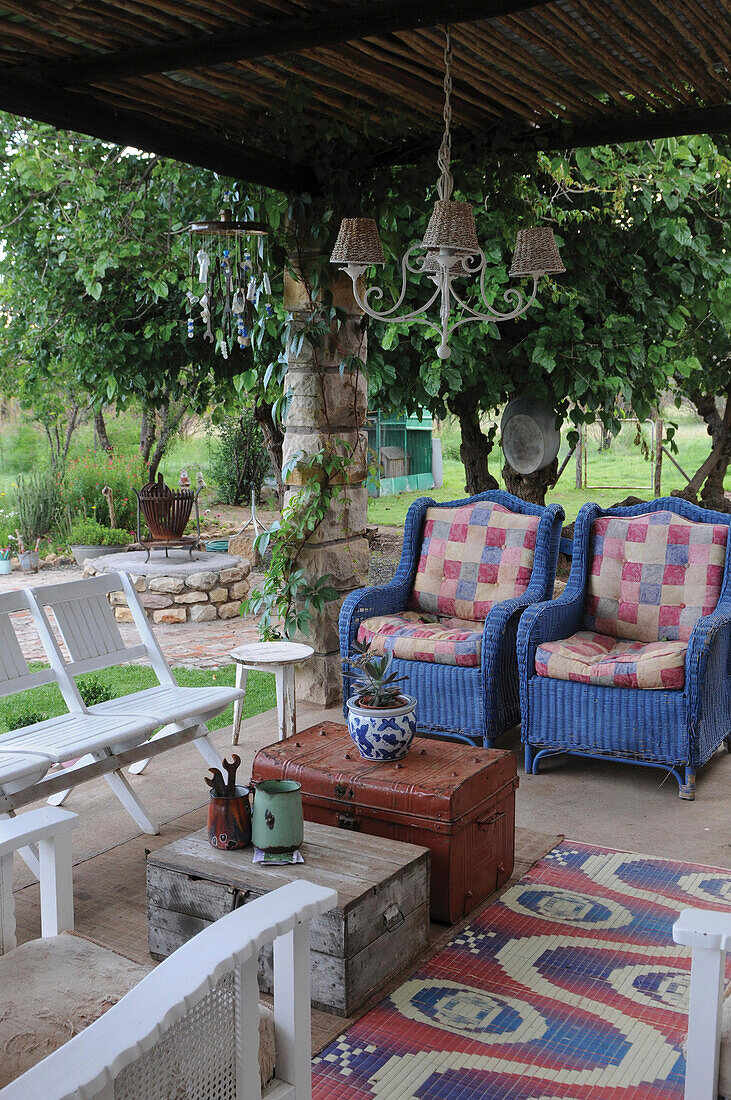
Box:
[358,612,483,667]
[583,510,728,643]
[535,630,687,690]
[410,501,539,621]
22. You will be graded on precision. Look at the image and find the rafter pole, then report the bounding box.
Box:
[377,102,731,169]
[28,0,556,87]
[0,74,314,194]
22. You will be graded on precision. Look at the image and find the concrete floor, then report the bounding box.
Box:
[13,703,730,892]
[496,727,731,868]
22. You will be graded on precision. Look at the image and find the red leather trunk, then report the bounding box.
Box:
[251,722,518,923]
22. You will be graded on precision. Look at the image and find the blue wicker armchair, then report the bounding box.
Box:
[517,497,731,799]
[339,490,564,746]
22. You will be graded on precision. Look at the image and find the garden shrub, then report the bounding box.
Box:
[208,410,270,505]
[12,704,49,729]
[63,450,146,532]
[68,517,131,545]
[15,469,65,545]
[77,674,116,707]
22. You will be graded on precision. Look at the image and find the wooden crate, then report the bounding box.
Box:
[147,821,430,1017]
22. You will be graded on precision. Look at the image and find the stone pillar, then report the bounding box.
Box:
[282,262,369,706]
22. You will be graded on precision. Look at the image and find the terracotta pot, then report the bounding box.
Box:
[207,785,252,850]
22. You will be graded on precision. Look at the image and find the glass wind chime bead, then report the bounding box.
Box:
[186,199,270,359]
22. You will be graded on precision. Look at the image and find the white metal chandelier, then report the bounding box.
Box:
[330,26,565,360]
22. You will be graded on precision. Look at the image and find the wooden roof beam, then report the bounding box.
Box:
[0,73,314,193]
[27,0,556,87]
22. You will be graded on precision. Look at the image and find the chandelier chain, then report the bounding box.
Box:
[437,25,453,202]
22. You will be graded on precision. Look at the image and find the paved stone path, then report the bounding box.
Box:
[1,564,259,668]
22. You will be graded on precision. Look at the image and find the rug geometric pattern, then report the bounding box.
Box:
[312,841,731,1099]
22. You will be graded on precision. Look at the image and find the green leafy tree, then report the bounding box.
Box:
[365,135,730,502]
[0,117,240,476]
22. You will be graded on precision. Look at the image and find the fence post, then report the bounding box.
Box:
[653,418,663,497]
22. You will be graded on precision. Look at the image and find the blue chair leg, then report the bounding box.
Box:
[525,743,536,774]
[679,766,696,801]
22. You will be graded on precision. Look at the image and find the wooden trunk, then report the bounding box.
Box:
[146,821,430,1017]
[251,722,518,923]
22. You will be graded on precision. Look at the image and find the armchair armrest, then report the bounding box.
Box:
[339,577,413,658]
[517,587,585,676]
[685,608,731,739]
[339,495,431,658]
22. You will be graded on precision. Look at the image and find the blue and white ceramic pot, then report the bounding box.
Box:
[346,695,417,761]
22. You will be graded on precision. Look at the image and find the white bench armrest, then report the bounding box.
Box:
[1,879,337,1100]
[0,808,77,858]
[673,907,731,1100]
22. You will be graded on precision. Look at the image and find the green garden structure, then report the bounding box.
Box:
[367,411,434,498]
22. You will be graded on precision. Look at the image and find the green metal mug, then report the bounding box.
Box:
[250,779,304,854]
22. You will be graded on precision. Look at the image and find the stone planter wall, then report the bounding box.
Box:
[82,552,251,624]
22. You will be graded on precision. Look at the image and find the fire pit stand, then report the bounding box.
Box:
[135,475,202,562]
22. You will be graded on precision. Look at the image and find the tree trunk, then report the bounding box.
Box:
[502,458,559,506]
[254,400,284,506]
[94,410,113,454]
[450,396,499,496]
[147,400,186,481]
[681,389,731,511]
[139,407,155,466]
[62,403,80,463]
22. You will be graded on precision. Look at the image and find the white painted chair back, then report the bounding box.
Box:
[0,590,59,699]
[30,573,175,684]
[0,879,337,1100]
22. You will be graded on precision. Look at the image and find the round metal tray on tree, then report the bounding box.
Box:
[501,396,561,474]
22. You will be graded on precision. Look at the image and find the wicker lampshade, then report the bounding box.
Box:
[330,218,385,265]
[509,227,565,276]
[421,200,480,254]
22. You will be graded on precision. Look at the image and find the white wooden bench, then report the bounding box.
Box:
[0,576,244,851]
[0,589,158,867]
[0,807,335,1100]
[1,875,337,1100]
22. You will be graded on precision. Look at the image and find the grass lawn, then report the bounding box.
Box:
[367,413,728,527]
[0,665,276,735]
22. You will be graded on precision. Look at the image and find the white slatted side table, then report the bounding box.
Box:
[231,641,314,744]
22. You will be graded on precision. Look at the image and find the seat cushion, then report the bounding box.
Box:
[410,500,539,621]
[358,612,483,667]
[535,630,687,690]
[0,933,276,1091]
[583,510,728,643]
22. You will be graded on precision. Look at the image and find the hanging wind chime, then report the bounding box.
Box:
[185,195,272,359]
[330,26,565,359]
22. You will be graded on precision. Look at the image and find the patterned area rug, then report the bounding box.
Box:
[312,840,731,1099]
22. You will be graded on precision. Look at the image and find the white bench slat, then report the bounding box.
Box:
[51,593,126,663]
[1,714,152,760]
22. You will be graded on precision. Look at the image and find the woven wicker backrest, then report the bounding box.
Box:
[410,500,539,621]
[583,510,728,643]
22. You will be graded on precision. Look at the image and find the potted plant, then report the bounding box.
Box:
[345,640,417,761]
[0,544,11,575]
[68,517,130,567]
[15,530,41,573]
